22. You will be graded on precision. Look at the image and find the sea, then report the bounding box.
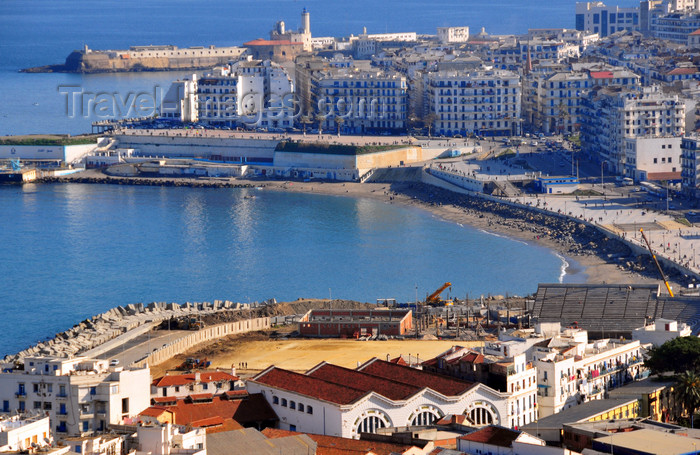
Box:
[0,0,601,355]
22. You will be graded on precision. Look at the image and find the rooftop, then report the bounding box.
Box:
[522,398,638,431]
[594,428,700,455]
[262,428,417,455]
[458,425,520,448]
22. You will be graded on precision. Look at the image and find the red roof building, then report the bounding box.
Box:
[262,428,420,455]
[151,371,242,399]
[299,309,412,338]
[247,359,511,439]
[138,393,277,432]
[457,425,546,453]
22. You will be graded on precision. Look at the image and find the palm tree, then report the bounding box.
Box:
[300,115,312,135]
[677,370,700,428]
[335,116,345,137]
[315,114,327,135]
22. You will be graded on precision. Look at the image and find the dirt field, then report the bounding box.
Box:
[150,332,483,378]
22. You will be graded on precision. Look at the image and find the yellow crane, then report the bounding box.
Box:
[639,228,674,297]
[426,282,454,306]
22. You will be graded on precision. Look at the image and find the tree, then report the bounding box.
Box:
[677,370,700,428]
[423,113,438,137]
[300,115,312,135]
[315,114,327,135]
[335,116,345,137]
[644,336,700,376]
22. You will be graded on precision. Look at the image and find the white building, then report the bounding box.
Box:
[270,8,312,52]
[632,318,692,346]
[582,85,684,174]
[312,69,408,134]
[62,434,124,455]
[438,27,470,44]
[457,425,579,455]
[197,58,295,130]
[135,423,206,455]
[425,69,521,137]
[247,359,518,439]
[151,371,243,399]
[0,357,150,437]
[623,136,682,181]
[681,134,700,196]
[161,75,198,123]
[531,328,646,418]
[422,345,539,429]
[0,415,51,452]
[575,2,640,37]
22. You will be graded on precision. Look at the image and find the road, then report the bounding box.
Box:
[96,329,189,366]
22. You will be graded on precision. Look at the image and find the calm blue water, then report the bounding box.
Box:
[0,0,640,135]
[0,183,581,355]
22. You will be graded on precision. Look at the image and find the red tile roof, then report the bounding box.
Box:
[190,416,224,428]
[252,367,368,405]
[647,171,681,181]
[436,414,467,426]
[188,393,213,402]
[690,28,700,35]
[458,426,520,448]
[307,363,421,400]
[153,372,238,387]
[224,390,249,399]
[244,39,303,46]
[205,418,244,434]
[667,67,698,75]
[152,397,178,405]
[139,406,171,418]
[142,394,277,427]
[590,71,614,79]
[357,359,473,396]
[261,428,417,455]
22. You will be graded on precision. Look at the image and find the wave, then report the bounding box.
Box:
[477,228,528,246]
[553,252,570,283]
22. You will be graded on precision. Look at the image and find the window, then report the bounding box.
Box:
[82,421,88,432]
[90,387,96,395]
[33,384,39,393]
[290,401,296,410]
[2,401,8,412]
[654,158,658,164]
[307,406,313,415]
[202,383,208,390]
[175,386,180,393]
[59,385,66,397]
[121,397,129,414]
[18,401,25,412]
[34,401,42,409]
[298,403,304,412]
[75,446,82,453]
[273,396,279,405]
[281,398,287,407]
[43,402,51,410]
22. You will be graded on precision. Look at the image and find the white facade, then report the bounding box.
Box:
[632,318,692,346]
[532,332,646,418]
[313,70,408,134]
[135,423,206,455]
[151,371,242,399]
[425,69,521,137]
[0,415,50,452]
[161,76,198,123]
[197,58,295,130]
[438,27,470,43]
[63,434,124,455]
[624,136,682,181]
[575,2,640,37]
[0,357,150,437]
[247,360,518,439]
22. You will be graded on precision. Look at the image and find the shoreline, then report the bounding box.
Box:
[45,171,677,289]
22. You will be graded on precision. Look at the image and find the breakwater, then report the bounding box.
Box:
[41,175,264,188]
[5,299,254,364]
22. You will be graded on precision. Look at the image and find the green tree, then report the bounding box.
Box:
[677,370,700,428]
[644,336,700,376]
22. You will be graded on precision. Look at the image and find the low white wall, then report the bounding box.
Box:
[133,317,270,367]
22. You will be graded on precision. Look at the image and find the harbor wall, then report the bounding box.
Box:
[133,317,271,367]
[114,134,280,161]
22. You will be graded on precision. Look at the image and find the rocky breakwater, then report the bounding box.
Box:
[398,182,691,285]
[4,299,250,364]
[42,175,264,189]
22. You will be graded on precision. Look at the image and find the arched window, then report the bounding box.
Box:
[281,398,287,407]
[465,405,496,426]
[354,410,391,435]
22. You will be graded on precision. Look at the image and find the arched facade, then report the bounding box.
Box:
[408,405,444,426]
[353,409,392,436]
[464,401,500,426]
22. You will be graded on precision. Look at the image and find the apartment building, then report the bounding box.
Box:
[422,345,539,429]
[575,2,640,37]
[0,357,150,437]
[424,69,521,137]
[312,69,408,134]
[532,328,646,418]
[197,58,295,130]
[581,85,684,174]
[681,134,700,196]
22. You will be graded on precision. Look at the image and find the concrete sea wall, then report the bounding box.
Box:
[6,299,249,364]
[133,317,270,367]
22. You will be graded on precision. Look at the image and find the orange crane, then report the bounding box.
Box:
[639,228,674,297]
[426,282,454,306]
